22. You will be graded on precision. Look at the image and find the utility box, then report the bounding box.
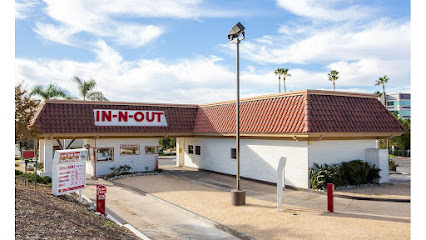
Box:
[365,148,389,183]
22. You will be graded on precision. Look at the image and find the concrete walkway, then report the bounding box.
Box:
[163,167,410,218]
[82,178,239,240]
[389,157,411,184]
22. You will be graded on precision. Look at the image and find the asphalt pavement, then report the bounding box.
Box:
[160,157,410,219]
[389,157,411,183]
[82,178,239,240]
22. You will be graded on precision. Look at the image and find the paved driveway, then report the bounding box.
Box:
[389,157,411,183]
[164,167,410,218]
[83,178,239,240]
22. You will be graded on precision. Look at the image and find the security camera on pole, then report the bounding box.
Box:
[228,22,246,206]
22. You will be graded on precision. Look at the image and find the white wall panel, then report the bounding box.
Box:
[93,138,159,176]
[307,140,377,167]
[182,137,309,188]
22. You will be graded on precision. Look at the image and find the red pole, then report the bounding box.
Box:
[155,156,158,170]
[327,183,334,212]
[96,184,106,215]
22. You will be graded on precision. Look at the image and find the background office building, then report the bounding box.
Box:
[386,93,411,120]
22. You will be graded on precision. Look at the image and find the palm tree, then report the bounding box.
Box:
[30,84,72,100]
[274,68,282,93]
[281,68,291,93]
[328,70,339,91]
[73,76,108,101]
[375,75,389,105]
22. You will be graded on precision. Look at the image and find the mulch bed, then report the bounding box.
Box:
[15,177,139,240]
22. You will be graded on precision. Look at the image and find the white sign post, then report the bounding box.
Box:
[52,149,88,196]
[277,157,286,212]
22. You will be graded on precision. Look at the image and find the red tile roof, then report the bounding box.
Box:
[32,100,198,136]
[31,90,406,138]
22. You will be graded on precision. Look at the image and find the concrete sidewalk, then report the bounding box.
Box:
[82,178,240,240]
[163,167,410,218]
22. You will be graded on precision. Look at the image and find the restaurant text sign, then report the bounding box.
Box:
[52,149,87,196]
[93,109,168,126]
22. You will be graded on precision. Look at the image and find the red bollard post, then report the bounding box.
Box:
[96,184,107,215]
[155,156,158,170]
[327,183,334,212]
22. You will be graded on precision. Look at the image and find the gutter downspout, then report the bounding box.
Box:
[94,138,97,177]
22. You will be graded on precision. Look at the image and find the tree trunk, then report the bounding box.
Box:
[333,81,335,91]
[283,77,286,92]
[278,76,281,93]
[383,85,386,106]
[19,141,23,160]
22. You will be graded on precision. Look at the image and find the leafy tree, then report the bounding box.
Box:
[281,68,291,93]
[30,83,72,100]
[15,83,39,155]
[389,113,410,150]
[375,75,389,105]
[328,70,339,91]
[73,76,108,101]
[274,68,282,93]
[159,137,176,150]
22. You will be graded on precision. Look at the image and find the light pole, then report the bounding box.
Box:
[228,22,246,206]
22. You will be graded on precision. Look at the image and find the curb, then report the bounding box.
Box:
[299,188,410,203]
[112,181,255,240]
[80,193,151,240]
[300,187,410,203]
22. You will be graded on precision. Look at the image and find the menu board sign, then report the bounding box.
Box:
[52,149,87,196]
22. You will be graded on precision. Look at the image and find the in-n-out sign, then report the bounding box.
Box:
[93,109,168,126]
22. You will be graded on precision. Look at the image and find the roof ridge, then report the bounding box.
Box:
[199,90,378,108]
[43,99,199,108]
[303,94,310,133]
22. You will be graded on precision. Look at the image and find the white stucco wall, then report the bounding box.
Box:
[365,148,389,183]
[83,139,96,177]
[307,139,377,167]
[38,138,53,177]
[182,137,309,188]
[92,138,159,176]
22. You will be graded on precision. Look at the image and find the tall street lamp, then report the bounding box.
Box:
[228,22,246,206]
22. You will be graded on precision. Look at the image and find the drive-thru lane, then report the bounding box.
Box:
[82,178,239,240]
[163,166,410,218]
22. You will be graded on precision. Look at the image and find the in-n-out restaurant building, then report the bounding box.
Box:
[30,90,406,189]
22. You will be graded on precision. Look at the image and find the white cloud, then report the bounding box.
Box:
[34,0,201,48]
[15,41,242,104]
[34,23,80,47]
[15,0,39,19]
[236,19,410,65]
[16,38,409,105]
[34,0,249,48]
[276,0,376,21]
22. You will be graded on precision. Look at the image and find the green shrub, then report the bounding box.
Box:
[23,173,51,184]
[105,172,117,179]
[389,157,399,171]
[15,157,22,160]
[109,165,132,176]
[15,169,23,175]
[309,160,381,190]
[37,162,44,170]
[338,160,380,186]
[42,176,52,184]
[26,173,44,183]
[15,163,19,167]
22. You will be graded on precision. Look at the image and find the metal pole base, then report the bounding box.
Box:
[231,189,246,206]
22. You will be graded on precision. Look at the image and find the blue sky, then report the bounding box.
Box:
[15,0,411,104]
